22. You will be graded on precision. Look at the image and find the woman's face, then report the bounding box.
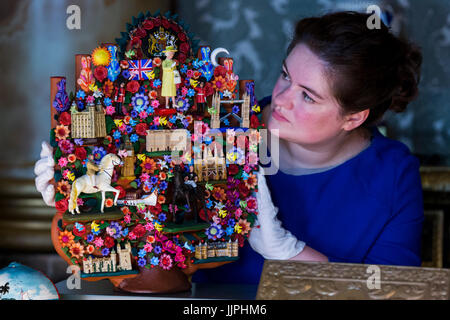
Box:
[268,44,349,147]
[166,51,175,59]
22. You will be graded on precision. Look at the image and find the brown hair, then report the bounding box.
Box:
[287,11,422,127]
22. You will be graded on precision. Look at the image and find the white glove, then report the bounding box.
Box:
[248,166,305,260]
[34,141,56,207]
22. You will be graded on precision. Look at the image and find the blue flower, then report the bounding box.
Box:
[203,136,212,145]
[77,100,85,111]
[226,226,234,236]
[129,118,137,127]
[102,248,110,256]
[150,124,158,130]
[130,110,138,118]
[126,125,133,134]
[92,146,106,163]
[223,118,230,126]
[122,69,130,79]
[74,139,84,146]
[76,90,86,99]
[92,228,101,236]
[86,234,94,243]
[159,181,168,191]
[112,130,121,140]
[150,176,158,184]
[158,213,167,222]
[134,179,142,188]
[232,105,240,114]
[121,228,129,237]
[187,88,195,97]
[153,79,161,88]
[138,257,147,267]
[154,245,162,254]
[146,106,154,114]
[151,257,159,266]
[138,249,147,258]
[206,223,224,240]
[130,134,139,143]
[169,115,177,124]
[104,97,112,106]
[206,199,213,209]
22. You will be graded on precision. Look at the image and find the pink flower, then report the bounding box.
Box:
[153,117,160,126]
[212,215,220,224]
[128,232,137,240]
[105,105,115,115]
[118,149,128,158]
[139,111,148,119]
[118,124,127,133]
[76,198,84,206]
[235,208,243,219]
[159,253,173,270]
[151,99,160,108]
[144,243,153,252]
[175,252,186,263]
[62,169,71,179]
[124,214,131,224]
[181,87,188,96]
[58,157,68,167]
[186,70,193,78]
[140,173,150,182]
[86,95,95,104]
[93,237,104,248]
[144,222,154,231]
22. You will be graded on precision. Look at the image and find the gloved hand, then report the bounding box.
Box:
[34,141,55,207]
[248,166,305,260]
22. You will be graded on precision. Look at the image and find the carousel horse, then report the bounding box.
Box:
[69,153,122,214]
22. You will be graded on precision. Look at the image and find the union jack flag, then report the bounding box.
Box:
[128,59,153,80]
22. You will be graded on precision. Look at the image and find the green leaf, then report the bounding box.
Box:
[55,193,65,202]
[129,181,138,189]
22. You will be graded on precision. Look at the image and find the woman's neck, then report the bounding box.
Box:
[278,127,371,170]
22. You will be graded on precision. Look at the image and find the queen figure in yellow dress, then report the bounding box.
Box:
[161,46,178,108]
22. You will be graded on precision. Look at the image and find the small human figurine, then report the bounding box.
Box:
[161,46,178,108]
[194,77,207,115]
[114,82,125,116]
[184,165,198,190]
[86,155,100,189]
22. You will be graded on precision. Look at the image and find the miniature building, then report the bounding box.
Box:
[194,240,238,260]
[146,129,188,152]
[71,103,107,138]
[194,144,227,182]
[122,138,136,177]
[82,242,132,275]
[210,92,250,129]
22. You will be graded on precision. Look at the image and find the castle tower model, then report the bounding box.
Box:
[71,103,107,139]
[117,242,133,271]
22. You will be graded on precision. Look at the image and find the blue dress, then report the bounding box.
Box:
[192,97,424,285]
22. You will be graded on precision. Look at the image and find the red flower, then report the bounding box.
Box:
[132,224,146,238]
[134,27,147,38]
[154,18,161,27]
[178,32,187,42]
[106,143,116,154]
[94,66,108,82]
[120,60,129,69]
[179,42,190,54]
[204,83,214,96]
[178,53,187,65]
[114,185,126,198]
[214,66,227,78]
[247,198,257,212]
[250,114,260,128]
[104,236,115,248]
[149,203,162,215]
[161,18,170,29]
[126,80,140,93]
[171,23,180,33]
[135,123,148,136]
[142,19,154,30]
[238,183,250,198]
[130,37,142,47]
[59,112,71,126]
[55,198,68,213]
[74,147,87,160]
[73,225,86,237]
[227,164,240,176]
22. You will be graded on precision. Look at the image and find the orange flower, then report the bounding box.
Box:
[121,206,130,215]
[212,76,226,92]
[69,242,85,259]
[212,187,226,202]
[149,90,158,99]
[157,195,166,204]
[105,198,114,208]
[59,230,74,248]
[140,158,157,174]
[226,79,237,92]
[103,80,114,97]
[123,116,131,124]
[86,244,95,254]
[57,180,71,197]
[153,57,162,67]
[244,173,257,189]
[67,154,77,163]
[238,219,251,235]
[55,125,70,140]
[159,171,167,180]
[147,235,155,243]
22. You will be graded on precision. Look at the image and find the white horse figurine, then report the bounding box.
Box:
[69,153,122,215]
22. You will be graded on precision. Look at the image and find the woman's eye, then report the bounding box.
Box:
[280,69,290,81]
[303,92,315,103]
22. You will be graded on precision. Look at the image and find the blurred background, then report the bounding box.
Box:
[0,0,449,284]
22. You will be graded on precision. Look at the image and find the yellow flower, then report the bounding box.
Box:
[252,105,261,113]
[145,70,155,79]
[88,83,98,92]
[154,222,163,232]
[114,119,123,128]
[190,79,199,87]
[91,221,100,233]
[67,172,75,181]
[218,209,227,218]
[137,154,146,162]
[234,224,242,234]
[159,117,167,125]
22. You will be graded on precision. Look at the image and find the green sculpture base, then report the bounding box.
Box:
[62,209,123,223]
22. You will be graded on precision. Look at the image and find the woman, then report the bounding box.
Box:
[193,11,423,285]
[161,46,178,108]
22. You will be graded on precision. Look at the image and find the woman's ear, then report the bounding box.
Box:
[342,109,370,131]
